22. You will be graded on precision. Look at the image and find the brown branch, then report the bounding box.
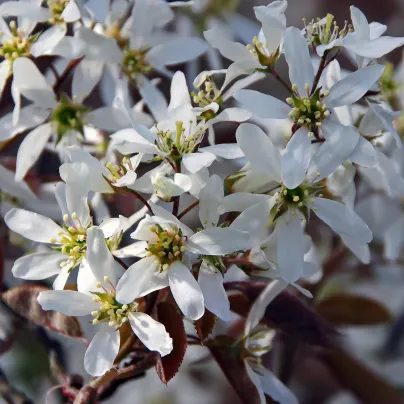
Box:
[177,200,199,220]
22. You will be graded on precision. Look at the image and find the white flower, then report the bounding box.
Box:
[112,71,245,174]
[4,182,122,290]
[152,171,192,201]
[234,27,385,188]
[222,123,372,276]
[204,1,287,81]
[115,206,251,320]
[37,226,173,376]
[243,280,299,404]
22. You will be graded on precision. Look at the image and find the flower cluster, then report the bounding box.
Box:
[2,1,404,403]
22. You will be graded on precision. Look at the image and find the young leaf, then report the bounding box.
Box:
[316,294,392,326]
[1,285,83,340]
[195,309,217,342]
[155,301,187,383]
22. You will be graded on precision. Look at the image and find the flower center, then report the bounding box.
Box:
[279,183,318,208]
[91,288,138,328]
[192,77,222,109]
[286,88,330,131]
[146,224,186,271]
[0,21,33,61]
[303,14,352,46]
[122,48,153,81]
[51,94,90,144]
[246,37,280,67]
[48,0,70,23]
[155,121,205,159]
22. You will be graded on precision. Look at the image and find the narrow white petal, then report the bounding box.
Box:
[116,256,168,304]
[168,261,205,320]
[61,0,80,22]
[199,174,223,228]
[38,290,98,316]
[281,126,310,189]
[326,64,385,108]
[340,234,370,264]
[77,258,98,295]
[236,123,282,179]
[0,2,50,21]
[31,24,67,57]
[384,216,404,261]
[312,198,372,243]
[0,163,35,200]
[129,312,173,356]
[276,213,305,283]
[148,37,207,66]
[182,152,216,174]
[11,252,63,280]
[72,59,104,102]
[12,57,56,107]
[218,193,271,214]
[113,241,148,259]
[234,90,289,119]
[168,71,191,111]
[15,122,53,181]
[187,227,251,255]
[207,108,252,125]
[52,264,71,290]
[199,143,244,159]
[284,27,314,92]
[350,6,370,41]
[5,208,61,242]
[198,263,230,321]
[84,330,120,376]
[349,136,378,167]
[137,75,168,122]
[66,184,90,226]
[86,227,117,286]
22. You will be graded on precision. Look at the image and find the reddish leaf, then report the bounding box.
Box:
[316,294,392,326]
[156,301,187,383]
[195,309,217,342]
[322,348,404,404]
[226,281,337,347]
[1,285,83,339]
[208,336,261,404]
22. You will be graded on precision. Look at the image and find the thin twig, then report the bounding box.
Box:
[178,200,199,220]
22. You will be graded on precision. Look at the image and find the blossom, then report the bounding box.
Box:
[4,182,123,290]
[115,206,251,320]
[37,226,173,376]
[234,27,385,188]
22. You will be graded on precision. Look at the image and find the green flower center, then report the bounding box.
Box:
[48,0,70,23]
[303,14,353,46]
[287,88,330,131]
[122,48,153,80]
[91,290,138,328]
[51,94,90,144]
[146,224,186,271]
[0,22,34,62]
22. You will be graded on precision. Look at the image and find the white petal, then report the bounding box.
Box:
[15,122,53,181]
[345,36,404,59]
[257,367,299,404]
[66,184,90,226]
[207,108,251,125]
[0,60,10,100]
[137,75,168,122]
[340,234,370,264]
[129,312,173,356]
[11,252,63,280]
[85,0,110,23]
[12,57,56,107]
[5,208,61,243]
[86,227,117,287]
[281,126,310,189]
[350,6,370,41]
[113,241,148,259]
[276,213,305,283]
[203,29,252,62]
[31,24,67,57]
[326,64,385,108]
[199,174,223,228]
[168,261,205,320]
[147,37,207,66]
[61,0,80,22]
[284,27,314,92]
[349,136,378,167]
[312,198,372,243]
[187,227,251,255]
[72,59,104,102]
[308,122,359,181]
[0,163,35,200]
[0,2,50,21]
[370,103,402,147]
[236,123,281,179]
[168,71,191,111]
[199,143,244,159]
[198,263,230,321]
[234,90,290,119]
[84,330,120,376]
[182,152,216,174]
[77,258,98,295]
[52,264,73,290]
[384,216,404,260]
[37,290,98,316]
[116,256,168,304]
[218,193,271,214]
